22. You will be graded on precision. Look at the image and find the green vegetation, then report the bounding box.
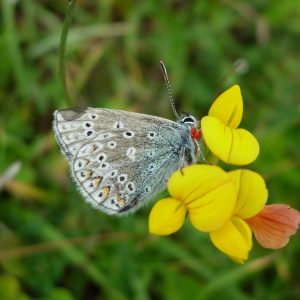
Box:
[0,1,299,299]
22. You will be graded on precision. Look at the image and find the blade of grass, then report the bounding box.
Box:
[73,44,104,99]
[2,0,29,99]
[0,161,21,190]
[0,232,131,261]
[0,204,128,300]
[150,237,214,280]
[59,0,77,106]
[29,22,133,58]
[197,254,277,300]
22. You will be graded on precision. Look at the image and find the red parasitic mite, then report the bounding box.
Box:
[191,128,202,140]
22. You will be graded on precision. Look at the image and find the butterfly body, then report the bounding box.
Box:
[53,108,200,215]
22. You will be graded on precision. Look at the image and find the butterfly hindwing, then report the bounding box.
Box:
[53,108,188,214]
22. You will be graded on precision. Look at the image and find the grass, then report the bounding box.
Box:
[0,1,300,299]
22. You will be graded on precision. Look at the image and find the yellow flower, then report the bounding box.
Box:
[147,85,299,264]
[210,169,268,263]
[149,165,236,235]
[149,165,300,263]
[201,85,260,165]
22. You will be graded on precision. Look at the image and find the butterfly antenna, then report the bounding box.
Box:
[160,61,180,120]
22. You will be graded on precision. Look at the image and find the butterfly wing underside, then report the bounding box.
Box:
[53,108,187,214]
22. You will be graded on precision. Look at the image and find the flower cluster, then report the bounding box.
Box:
[149,85,300,263]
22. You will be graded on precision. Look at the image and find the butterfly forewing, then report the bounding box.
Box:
[53,108,190,214]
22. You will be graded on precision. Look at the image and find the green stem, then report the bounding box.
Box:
[59,0,77,106]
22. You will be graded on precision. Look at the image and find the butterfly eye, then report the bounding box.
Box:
[182,117,195,124]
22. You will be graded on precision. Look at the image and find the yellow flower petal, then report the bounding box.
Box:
[228,169,268,219]
[208,85,243,128]
[148,198,186,235]
[201,116,260,165]
[168,165,236,232]
[210,216,252,263]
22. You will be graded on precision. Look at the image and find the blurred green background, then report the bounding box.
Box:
[0,0,300,299]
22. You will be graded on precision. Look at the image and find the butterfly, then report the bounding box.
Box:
[53,62,202,215]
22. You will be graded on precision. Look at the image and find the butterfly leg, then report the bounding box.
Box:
[178,149,186,175]
[197,141,208,163]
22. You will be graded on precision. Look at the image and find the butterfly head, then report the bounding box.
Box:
[179,113,202,141]
[159,62,202,142]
